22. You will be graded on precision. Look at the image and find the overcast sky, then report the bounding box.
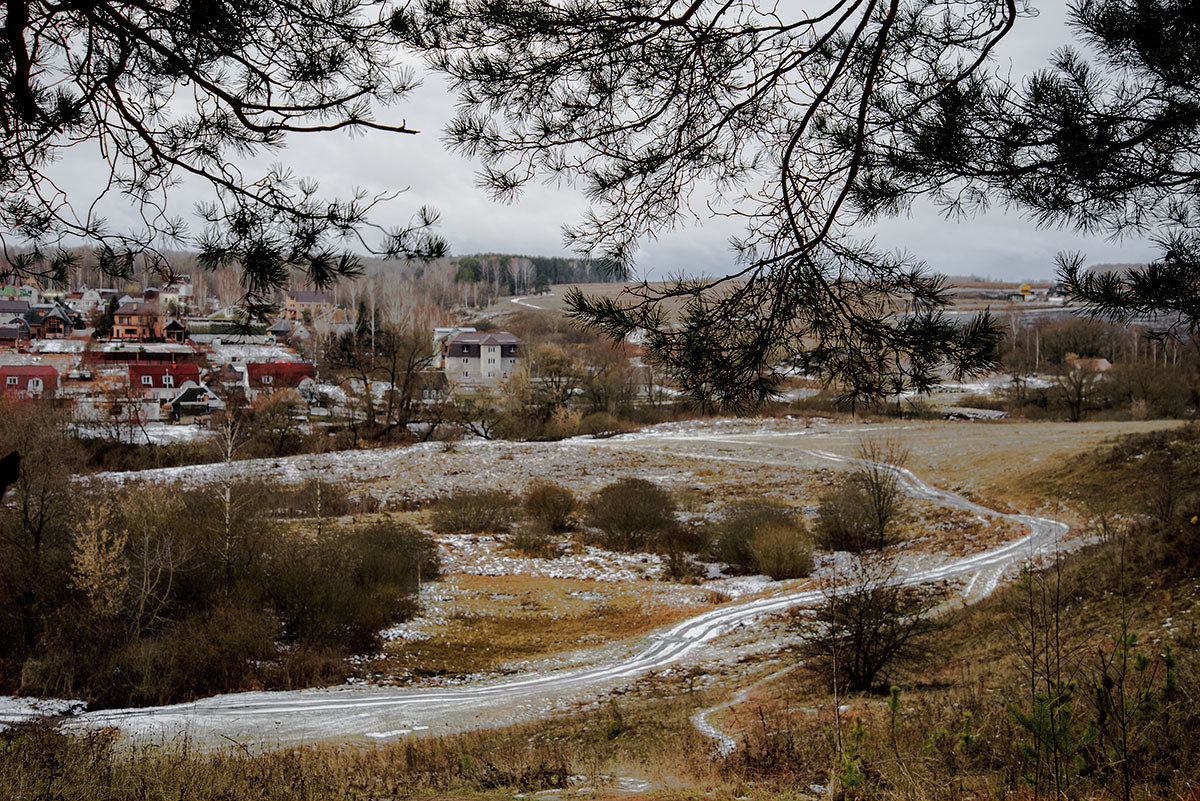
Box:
[61,3,1159,284]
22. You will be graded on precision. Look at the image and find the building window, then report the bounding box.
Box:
[163,375,174,387]
[141,375,152,385]
[488,358,495,364]
[462,358,469,364]
[262,375,273,385]
[28,379,42,392]
[462,371,469,377]
[5,376,16,386]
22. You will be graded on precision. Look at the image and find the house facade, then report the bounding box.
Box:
[0,365,59,399]
[0,327,26,349]
[25,305,74,338]
[112,302,163,341]
[128,364,201,401]
[163,319,189,343]
[283,290,333,320]
[244,362,316,398]
[442,331,522,385]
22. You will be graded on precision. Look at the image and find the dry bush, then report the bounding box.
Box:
[714,503,803,571]
[430,489,517,533]
[576,412,633,438]
[268,523,435,651]
[747,524,813,579]
[509,521,563,559]
[814,482,877,552]
[523,482,576,531]
[655,524,707,582]
[587,478,676,551]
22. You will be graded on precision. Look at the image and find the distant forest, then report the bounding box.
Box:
[450,253,621,291]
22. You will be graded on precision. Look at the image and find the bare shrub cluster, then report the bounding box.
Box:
[1,405,436,706]
[816,437,908,552]
[429,490,517,534]
[586,478,677,551]
[714,503,813,579]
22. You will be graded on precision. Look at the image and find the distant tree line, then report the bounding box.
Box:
[452,254,620,294]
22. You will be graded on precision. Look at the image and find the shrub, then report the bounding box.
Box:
[430,489,517,533]
[587,478,676,550]
[524,482,577,531]
[509,521,563,559]
[815,482,880,552]
[798,556,943,691]
[748,524,814,579]
[714,503,802,570]
[267,523,435,652]
[656,524,707,583]
[577,412,633,438]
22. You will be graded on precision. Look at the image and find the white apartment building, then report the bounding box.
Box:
[442,331,521,385]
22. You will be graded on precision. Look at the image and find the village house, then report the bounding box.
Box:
[417,370,451,403]
[168,381,225,418]
[0,299,31,318]
[1068,357,1113,374]
[0,326,27,349]
[128,363,201,402]
[0,285,39,305]
[112,302,163,341]
[283,290,333,321]
[25,305,74,338]
[0,365,59,399]
[433,326,477,370]
[441,331,522,385]
[0,311,32,343]
[244,361,316,398]
[163,319,189,343]
[159,276,193,312]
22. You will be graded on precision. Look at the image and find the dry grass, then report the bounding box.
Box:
[366,575,723,681]
[0,688,720,800]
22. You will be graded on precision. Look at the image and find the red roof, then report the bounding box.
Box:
[246,362,315,389]
[0,365,59,394]
[128,363,200,389]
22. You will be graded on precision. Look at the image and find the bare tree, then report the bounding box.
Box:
[799,555,944,693]
[1053,361,1104,422]
[856,436,910,549]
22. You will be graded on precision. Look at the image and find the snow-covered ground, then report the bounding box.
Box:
[0,696,86,726]
[31,339,86,354]
[72,422,214,446]
[206,342,301,365]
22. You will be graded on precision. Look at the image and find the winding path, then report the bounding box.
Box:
[73,434,1067,748]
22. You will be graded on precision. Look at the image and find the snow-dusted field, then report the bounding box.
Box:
[3,417,1087,747]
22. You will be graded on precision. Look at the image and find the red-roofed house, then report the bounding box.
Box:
[128,363,201,401]
[244,362,315,397]
[0,365,59,399]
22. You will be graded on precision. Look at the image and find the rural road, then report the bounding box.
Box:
[72,431,1068,748]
